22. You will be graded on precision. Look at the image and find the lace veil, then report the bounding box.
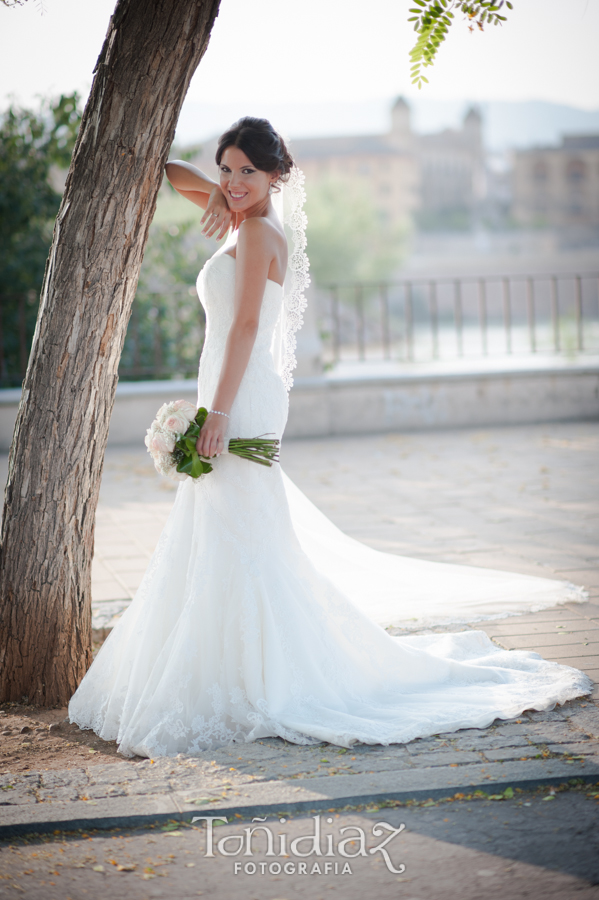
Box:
[270,167,310,391]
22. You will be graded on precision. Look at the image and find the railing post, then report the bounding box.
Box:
[478,278,488,356]
[131,300,140,376]
[405,281,414,362]
[430,281,439,359]
[526,277,536,353]
[18,293,27,380]
[0,297,5,384]
[575,274,583,351]
[380,283,390,359]
[356,284,365,360]
[454,280,463,357]
[550,275,560,352]
[331,286,340,363]
[176,292,185,374]
[153,302,164,376]
[502,277,512,354]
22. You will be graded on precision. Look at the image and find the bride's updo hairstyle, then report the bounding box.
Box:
[215,117,294,191]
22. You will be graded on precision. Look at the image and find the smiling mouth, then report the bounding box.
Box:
[228,191,248,201]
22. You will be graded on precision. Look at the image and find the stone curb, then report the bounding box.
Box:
[2,757,598,840]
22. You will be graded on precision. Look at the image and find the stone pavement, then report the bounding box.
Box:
[0,421,598,840]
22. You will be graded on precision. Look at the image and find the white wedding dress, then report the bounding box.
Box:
[68,243,592,758]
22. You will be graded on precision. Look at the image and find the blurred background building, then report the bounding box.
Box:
[512,134,599,233]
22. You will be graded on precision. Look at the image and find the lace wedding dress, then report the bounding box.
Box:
[69,178,592,758]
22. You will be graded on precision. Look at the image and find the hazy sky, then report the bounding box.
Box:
[1,0,598,111]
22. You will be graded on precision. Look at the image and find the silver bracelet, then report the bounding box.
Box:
[209,409,230,419]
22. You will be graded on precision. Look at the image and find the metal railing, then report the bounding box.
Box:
[119,287,205,381]
[321,272,599,365]
[2,273,598,389]
[0,286,206,388]
[0,292,38,387]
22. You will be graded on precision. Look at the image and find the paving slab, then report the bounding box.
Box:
[1,754,598,838]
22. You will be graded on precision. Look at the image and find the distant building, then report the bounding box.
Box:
[415,106,486,230]
[291,98,486,231]
[289,98,418,229]
[512,134,599,228]
[188,98,487,231]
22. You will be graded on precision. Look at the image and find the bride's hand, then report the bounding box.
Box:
[196,412,228,459]
[200,186,233,241]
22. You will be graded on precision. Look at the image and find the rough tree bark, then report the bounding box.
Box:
[0,0,221,705]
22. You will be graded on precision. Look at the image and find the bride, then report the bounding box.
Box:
[69,117,592,758]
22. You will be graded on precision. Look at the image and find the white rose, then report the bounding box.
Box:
[155,402,172,427]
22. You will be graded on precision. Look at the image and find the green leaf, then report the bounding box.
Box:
[190,455,205,478]
[176,455,195,475]
[195,407,208,426]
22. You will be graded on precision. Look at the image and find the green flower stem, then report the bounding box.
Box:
[172,406,281,479]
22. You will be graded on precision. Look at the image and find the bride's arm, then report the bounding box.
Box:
[164,160,232,239]
[196,218,275,459]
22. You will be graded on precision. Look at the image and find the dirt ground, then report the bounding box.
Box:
[0,706,137,775]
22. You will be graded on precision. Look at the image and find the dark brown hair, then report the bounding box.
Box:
[216,117,294,187]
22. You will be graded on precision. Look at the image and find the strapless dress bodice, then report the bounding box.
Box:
[197,251,283,358]
[195,250,289,439]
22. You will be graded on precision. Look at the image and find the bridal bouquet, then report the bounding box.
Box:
[145,400,280,482]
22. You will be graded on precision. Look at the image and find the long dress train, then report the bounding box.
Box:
[68,250,592,758]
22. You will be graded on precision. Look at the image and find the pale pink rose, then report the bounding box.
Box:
[163,409,193,434]
[144,419,161,450]
[150,431,176,454]
[172,399,197,421]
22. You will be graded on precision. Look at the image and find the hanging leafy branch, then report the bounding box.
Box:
[409,0,514,89]
[1,0,46,9]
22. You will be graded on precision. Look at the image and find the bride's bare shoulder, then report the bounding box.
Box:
[238,216,286,255]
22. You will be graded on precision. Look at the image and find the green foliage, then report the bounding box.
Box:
[409,0,514,89]
[1,0,46,9]
[304,176,407,287]
[0,93,81,385]
[119,223,211,380]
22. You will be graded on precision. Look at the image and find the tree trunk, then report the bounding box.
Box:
[0,0,221,706]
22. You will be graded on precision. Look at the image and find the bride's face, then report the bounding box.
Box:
[219,146,278,212]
